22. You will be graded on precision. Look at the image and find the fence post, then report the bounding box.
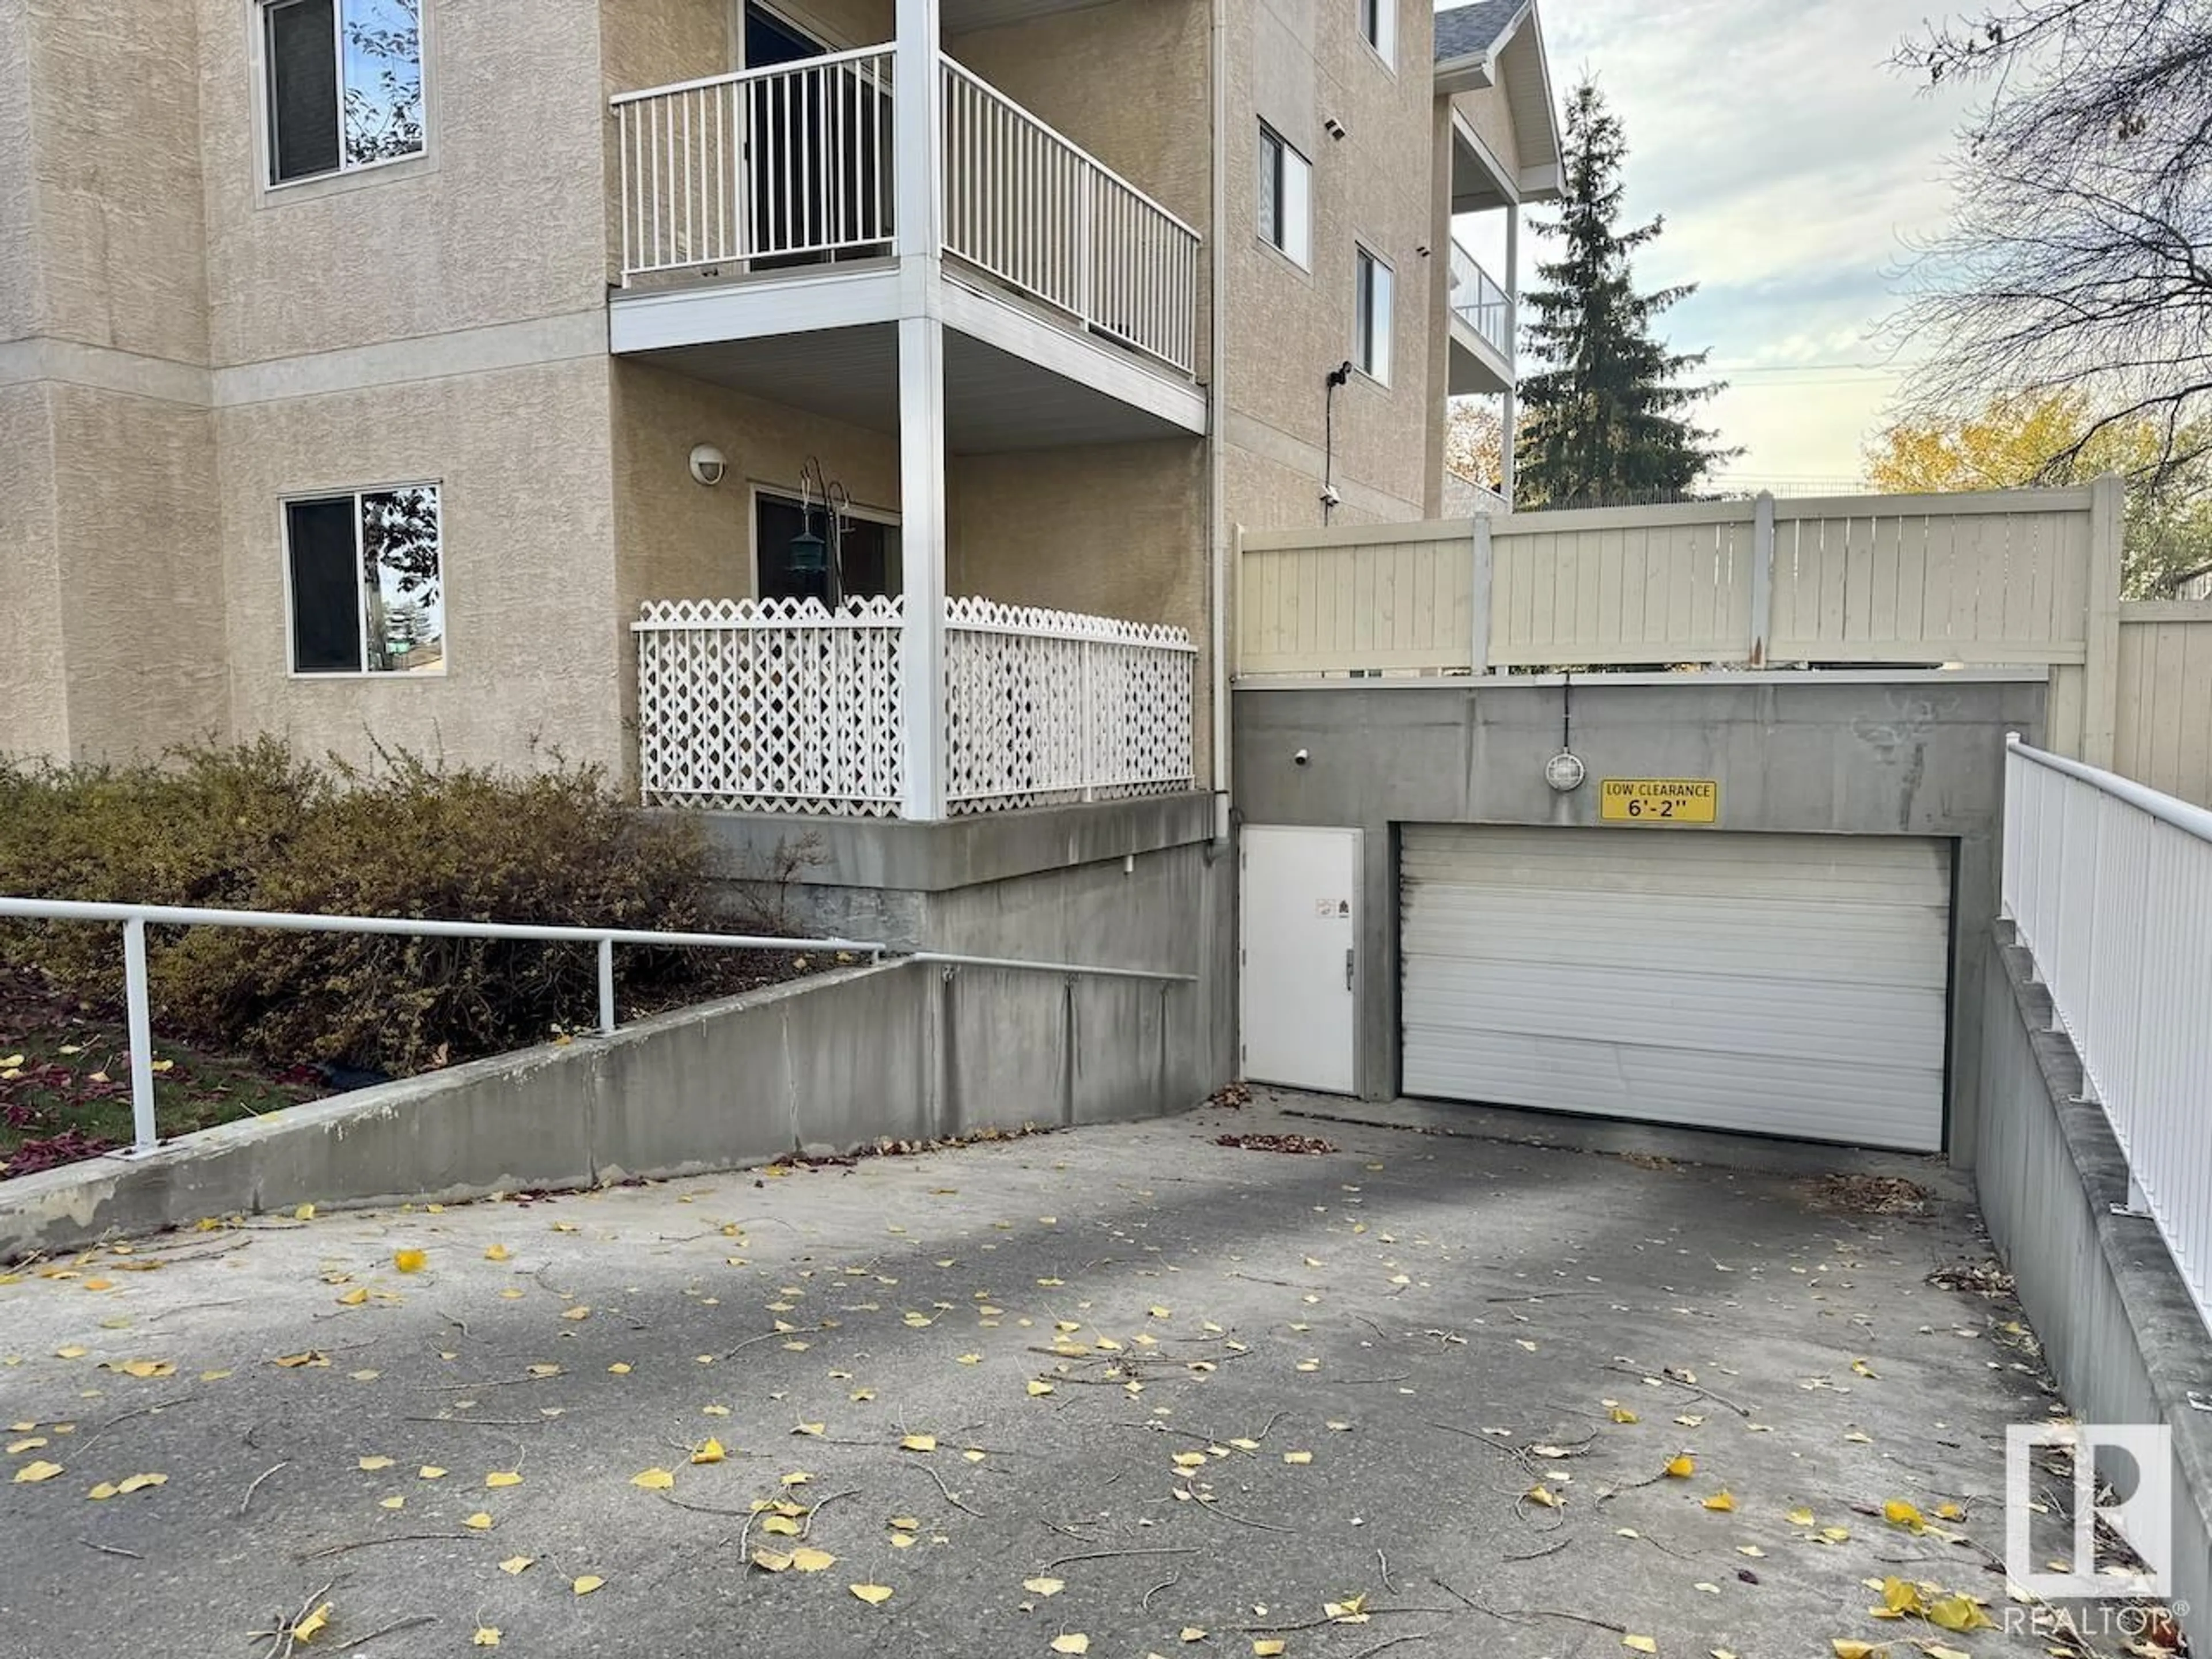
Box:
[122,916,157,1155]
[1747,491,1776,668]
[1469,515,1494,676]
[2081,472,2125,769]
[598,937,618,1036]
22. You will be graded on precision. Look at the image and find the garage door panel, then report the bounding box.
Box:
[1399,825,1950,1152]
[1400,1027,1944,1151]
[1401,891,1950,989]
[1400,956,1948,1064]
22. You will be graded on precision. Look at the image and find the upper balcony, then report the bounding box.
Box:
[607,48,1206,450]
[1447,238,1513,396]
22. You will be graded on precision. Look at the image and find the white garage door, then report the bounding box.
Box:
[1400,827,1950,1152]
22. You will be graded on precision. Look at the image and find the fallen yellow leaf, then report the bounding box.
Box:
[900,1434,937,1453]
[1881,1498,1926,1533]
[1829,1643,1886,1659]
[293,1603,332,1642]
[1283,1450,1314,1465]
[419,1465,447,1480]
[336,1287,369,1307]
[484,1244,511,1262]
[498,1556,533,1575]
[14,1460,62,1483]
[1027,1380,1055,1396]
[1786,1506,1816,1527]
[1610,1406,1641,1424]
[358,1456,395,1471]
[1702,1490,1736,1512]
[1925,1596,1992,1632]
[691,1439,725,1465]
[888,1516,920,1531]
[112,1359,176,1379]
[486,1471,522,1488]
[1525,1484,1562,1509]
[1624,1639,1657,1656]
[751,1548,794,1573]
[379,1496,404,1510]
[1664,1455,1695,1478]
[1180,1630,1206,1644]
[1051,1637,1090,1655]
[571,1574,604,1596]
[474,1629,502,1648]
[562,1305,592,1322]
[790,1546,836,1573]
[849,1583,894,1605]
[462,1512,493,1530]
[1253,1643,1286,1658]
[631,1468,675,1491]
[86,1482,118,1500]
[393,1249,426,1274]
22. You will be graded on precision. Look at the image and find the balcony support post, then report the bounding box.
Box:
[1499,200,1520,507]
[895,0,948,820]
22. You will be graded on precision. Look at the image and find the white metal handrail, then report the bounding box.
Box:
[0,895,889,1158]
[615,46,896,279]
[2002,735,2212,1331]
[1449,239,1510,357]
[938,56,1199,373]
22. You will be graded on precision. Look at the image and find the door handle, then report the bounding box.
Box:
[1344,948,1355,991]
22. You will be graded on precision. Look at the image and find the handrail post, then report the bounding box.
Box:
[1469,515,1494,676]
[597,937,618,1036]
[122,915,157,1155]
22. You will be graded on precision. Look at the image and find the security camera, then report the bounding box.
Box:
[1319,484,1342,509]
[1294,748,1310,766]
[1324,117,1347,140]
[688,444,728,487]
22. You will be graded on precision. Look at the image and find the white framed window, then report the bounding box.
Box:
[1257,124,1312,270]
[1354,245,1393,385]
[1359,0,1395,68]
[262,0,426,187]
[285,483,445,676]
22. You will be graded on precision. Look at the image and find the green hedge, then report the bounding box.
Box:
[0,741,733,1074]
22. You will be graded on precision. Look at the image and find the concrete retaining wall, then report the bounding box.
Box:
[1974,927,2212,1644]
[1,957,1215,1260]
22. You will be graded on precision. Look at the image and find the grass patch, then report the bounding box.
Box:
[0,969,325,1176]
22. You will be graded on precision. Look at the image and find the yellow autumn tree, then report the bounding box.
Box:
[1865,391,2212,597]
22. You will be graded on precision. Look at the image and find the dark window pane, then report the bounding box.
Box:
[268,0,341,183]
[756,495,814,601]
[288,497,362,672]
[361,485,442,673]
[340,0,425,167]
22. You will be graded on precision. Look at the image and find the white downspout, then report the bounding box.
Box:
[1207,0,1232,844]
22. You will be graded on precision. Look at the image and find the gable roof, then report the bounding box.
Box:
[1433,0,1529,66]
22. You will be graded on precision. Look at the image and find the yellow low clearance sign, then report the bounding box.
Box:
[1599,778,1718,825]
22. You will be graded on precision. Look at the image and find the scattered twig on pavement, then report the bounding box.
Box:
[1429,1579,1624,1635]
[248,1577,336,1659]
[1041,1546,1198,1573]
[75,1392,196,1452]
[1505,1539,1570,1563]
[1338,1373,1412,1385]
[295,1531,485,1562]
[403,1372,554,1392]
[241,1460,289,1517]
[801,1488,859,1540]
[1601,1361,1752,1417]
[910,1459,988,1518]
[1242,1607,1452,1634]
[724,1324,828,1359]
[331,1617,438,1651]
[79,1538,145,1560]
[1347,1637,1435,1659]
[1376,1546,1397,1592]
[1142,1573,1180,1611]
[400,1414,548,1427]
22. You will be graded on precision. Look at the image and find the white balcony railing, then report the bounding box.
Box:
[611,54,1200,374]
[940,60,1200,374]
[1450,239,1510,358]
[613,48,896,277]
[2003,737,2212,1333]
[634,596,1196,817]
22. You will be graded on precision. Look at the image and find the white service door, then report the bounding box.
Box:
[1240,826,1360,1093]
[1400,827,1950,1151]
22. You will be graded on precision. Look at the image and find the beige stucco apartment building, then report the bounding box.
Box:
[1,0,1557,820]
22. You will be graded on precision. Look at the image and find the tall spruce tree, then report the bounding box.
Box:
[1516,81,1732,508]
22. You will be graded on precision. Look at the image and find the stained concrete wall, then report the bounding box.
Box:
[1233,672,2051,1157]
[1974,930,2212,1649]
[0,955,1222,1260]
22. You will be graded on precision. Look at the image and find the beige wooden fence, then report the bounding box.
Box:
[2116,601,2212,808]
[1237,479,2128,766]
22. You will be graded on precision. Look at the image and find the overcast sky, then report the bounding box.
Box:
[1461,0,1984,486]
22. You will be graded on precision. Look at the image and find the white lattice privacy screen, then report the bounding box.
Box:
[635,596,1195,816]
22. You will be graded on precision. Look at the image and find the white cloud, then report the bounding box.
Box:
[1474,0,1984,478]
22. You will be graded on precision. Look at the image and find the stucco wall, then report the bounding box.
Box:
[217,357,626,777]
[0,385,67,759]
[195,0,608,368]
[47,386,228,762]
[1452,76,1522,182]
[1224,0,1436,533]
[1234,673,2050,1155]
[0,0,43,347]
[18,0,210,364]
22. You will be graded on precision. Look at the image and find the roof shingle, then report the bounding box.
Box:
[1433,0,1525,65]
